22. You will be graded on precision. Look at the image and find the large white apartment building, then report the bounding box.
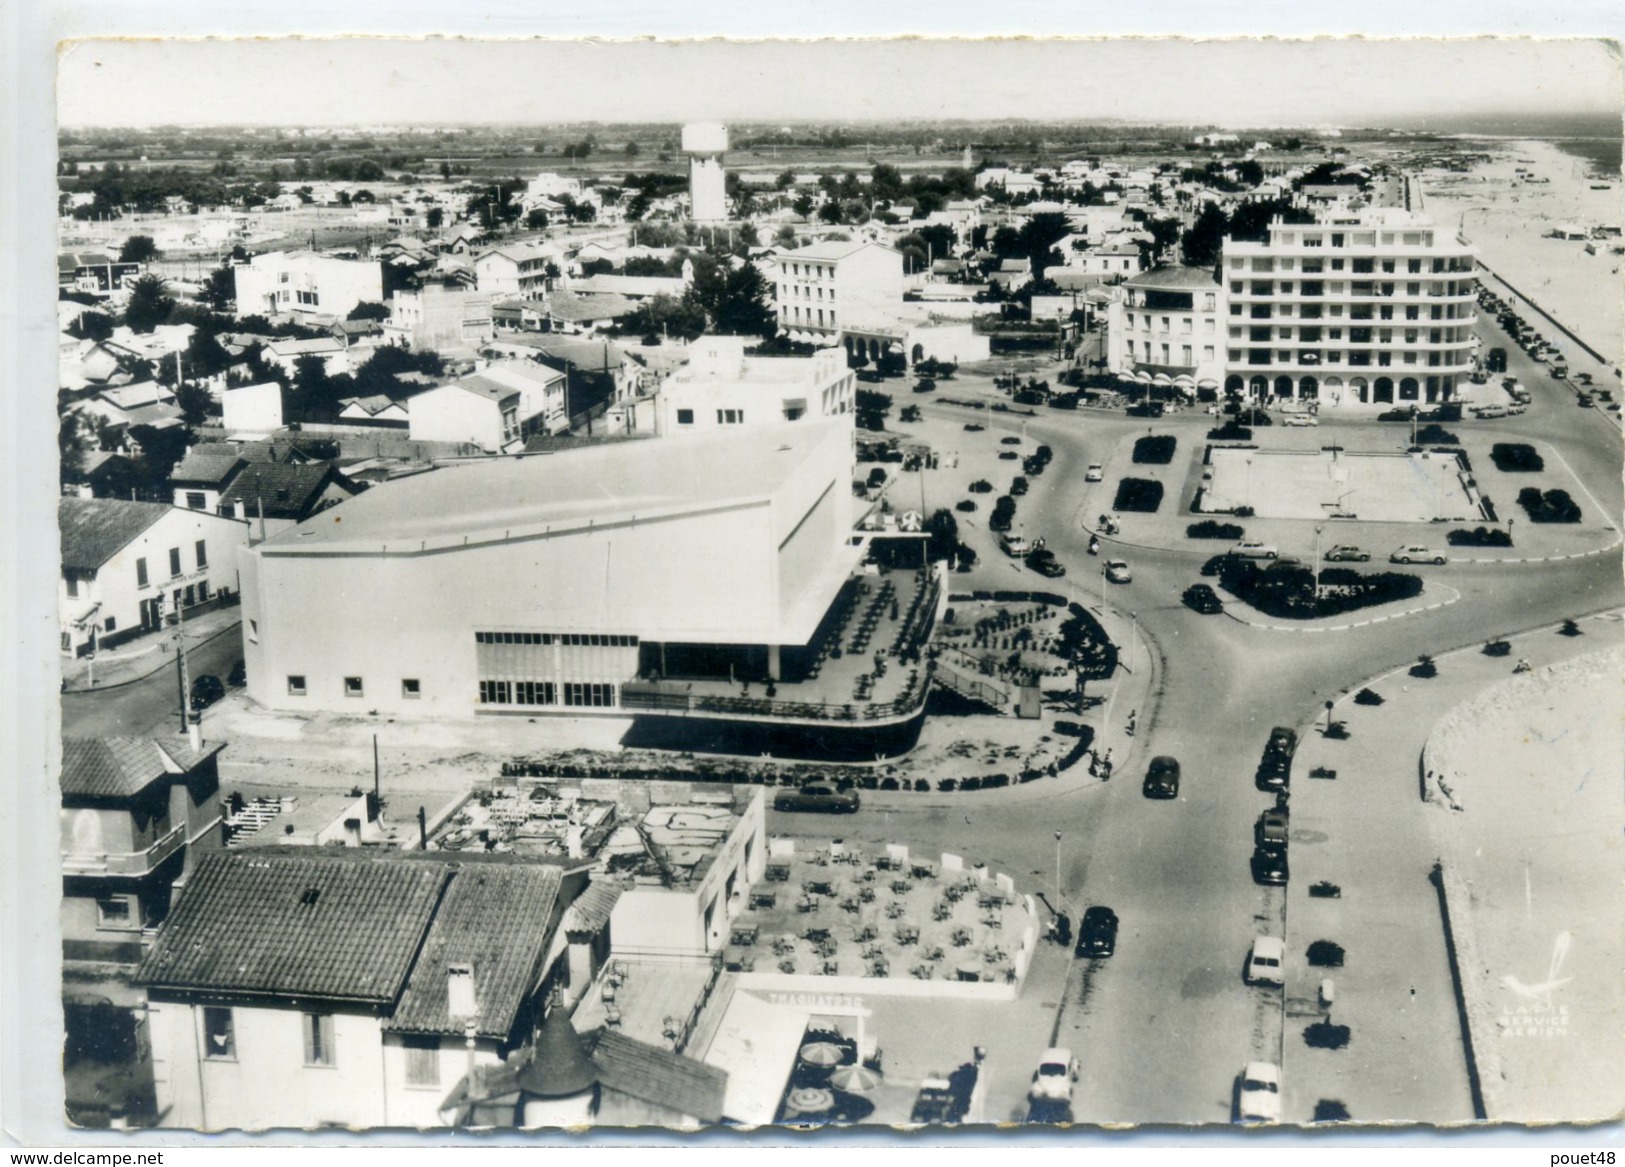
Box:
[233,252,384,322]
[773,241,903,345]
[1221,210,1478,410]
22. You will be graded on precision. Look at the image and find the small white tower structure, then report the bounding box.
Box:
[683,122,729,224]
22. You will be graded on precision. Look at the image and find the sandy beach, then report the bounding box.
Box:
[1418,137,1624,373]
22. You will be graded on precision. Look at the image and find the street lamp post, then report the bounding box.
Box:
[1054,830,1063,908]
[1245,458,1253,512]
[1314,524,1324,602]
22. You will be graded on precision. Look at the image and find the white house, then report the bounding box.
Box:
[407,360,568,452]
[474,242,562,298]
[652,335,854,436]
[773,240,903,345]
[136,851,576,1130]
[233,252,384,321]
[221,382,284,434]
[383,285,496,355]
[58,498,251,656]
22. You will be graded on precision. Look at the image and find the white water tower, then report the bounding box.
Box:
[683,122,729,224]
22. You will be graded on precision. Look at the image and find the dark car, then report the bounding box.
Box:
[773,784,860,814]
[1000,436,1023,446]
[189,674,225,712]
[1257,726,1297,789]
[1075,906,1119,958]
[1026,548,1066,578]
[1251,845,1289,886]
[1256,808,1289,851]
[964,423,985,432]
[1143,756,1180,799]
[1183,583,1224,614]
[227,659,247,687]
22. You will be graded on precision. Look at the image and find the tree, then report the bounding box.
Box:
[1236,159,1265,187]
[774,224,799,249]
[439,160,452,180]
[792,193,815,219]
[624,140,640,158]
[347,301,391,322]
[201,266,236,312]
[426,206,444,229]
[59,409,92,481]
[174,382,215,426]
[870,162,905,202]
[775,169,796,190]
[127,423,191,487]
[855,389,893,431]
[925,509,960,563]
[688,257,776,337]
[118,235,159,264]
[525,208,550,231]
[1017,212,1072,279]
[123,274,175,334]
[68,310,115,342]
[288,354,337,424]
[1181,203,1230,268]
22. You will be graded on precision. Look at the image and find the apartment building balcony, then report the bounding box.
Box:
[61,821,185,879]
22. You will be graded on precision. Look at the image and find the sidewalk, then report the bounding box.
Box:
[1279,612,1617,1124]
[62,605,243,693]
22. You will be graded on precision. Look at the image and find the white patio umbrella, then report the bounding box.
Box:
[829,1063,883,1092]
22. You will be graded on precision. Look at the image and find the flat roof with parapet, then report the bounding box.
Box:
[259,418,849,556]
[1126,265,1222,291]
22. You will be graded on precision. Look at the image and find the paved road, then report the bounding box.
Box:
[61,631,242,739]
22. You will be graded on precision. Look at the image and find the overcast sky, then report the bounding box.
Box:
[57,37,1622,129]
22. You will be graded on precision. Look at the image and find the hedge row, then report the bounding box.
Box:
[1114,477,1164,513]
[1214,557,1424,620]
[1491,443,1544,473]
[1132,434,1177,464]
[1517,487,1582,523]
[1447,526,1513,547]
[1188,520,1245,540]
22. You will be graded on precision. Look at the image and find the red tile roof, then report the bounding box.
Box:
[60,736,223,800]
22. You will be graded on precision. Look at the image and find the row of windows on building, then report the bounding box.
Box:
[1232,302,1470,322]
[474,631,639,647]
[783,304,835,328]
[1229,279,1472,298]
[1236,253,1471,274]
[1125,314,1218,334]
[1230,325,1471,345]
[674,408,748,425]
[285,675,418,699]
[1233,350,1468,368]
[781,282,832,300]
[478,679,617,707]
[113,541,210,594]
[1125,341,1213,366]
[781,262,834,280]
[199,1007,443,1085]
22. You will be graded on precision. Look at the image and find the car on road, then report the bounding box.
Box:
[998,450,1020,460]
[1230,541,1279,560]
[1000,436,1023,445]
[1471,404,1508,419]
[1257,726,1297,789]
[1390,545,1447,565]
[227,659,247,687]
[1026,548,1066,578]
[1245,936,1286,988]
[773,785,860,814]
[1028,1049,1080,1104]
[1283,414,1318,427]
[1182,583,1224,614]
[964,423,985,432]
[1250,844,1289,886]
[1084,463,1104,482]
[189,674,225,713]
[1322,544,1369,563]
[1105,559,1132,584]
[1237,1062,1282,1124]
[1076,907,1118,958]
[1256,807,1289,850]
[1143,756,1180,799]
[1577,394,1595,408]
[1001,533,1032,558]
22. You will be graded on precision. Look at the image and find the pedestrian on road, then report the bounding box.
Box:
[1126,710,1137,737]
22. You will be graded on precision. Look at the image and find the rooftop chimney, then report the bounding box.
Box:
[447,963,477,1021]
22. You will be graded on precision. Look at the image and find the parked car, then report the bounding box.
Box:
[1001,533,1032,558]
[189,674,225,712]
[1230,541,1279,560]
[1075,907,1119,958]
[1322,545,1369,563]
[1471,404,1508,419]
[1259,726,1297,785]
[1256,808,1289,851]
[1143,756,1180,800]
[227,659,247,687]
[1000,436,1023,446]
[1390,545,1447,565]
[1283,414,1318,427]
[1250,844,1289,886]
[1182,583,1224,614]
[1245,936,1286,988]
[1084,463,1104,482]
[1105,559,1132,584]
[964,423,985,432]
[773,785,860,814]
[1578,394,1595,408]
[1028,1049,1081,1103]
[1237,1062,1282,1124]
[1026,548,1065,578]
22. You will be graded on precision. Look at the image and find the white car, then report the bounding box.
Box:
[1105,559,1132,584]
[1085,464,1104,482]
[1237,1062,1282,1124]
[1284,414,1318,427]
[1245,936,1285,988]
[1390,545,1447,566]
[1230,541,1279,560]
[1029,1048,1080,1103]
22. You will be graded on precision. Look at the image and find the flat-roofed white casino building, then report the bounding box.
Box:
[237,419,882,722]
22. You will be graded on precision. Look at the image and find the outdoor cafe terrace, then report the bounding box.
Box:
[622,565,943,725]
